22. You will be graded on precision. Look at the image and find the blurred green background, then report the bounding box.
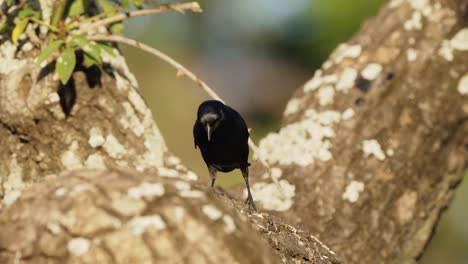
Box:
[120,0,467,262]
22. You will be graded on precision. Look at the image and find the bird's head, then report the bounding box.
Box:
[197,100,225,142]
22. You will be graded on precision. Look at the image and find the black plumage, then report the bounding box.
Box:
[193,100,256,211]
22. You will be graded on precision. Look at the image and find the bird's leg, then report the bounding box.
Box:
[208,166,217,188]
[241,166,257,211]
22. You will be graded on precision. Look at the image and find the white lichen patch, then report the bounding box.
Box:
[404,12,423,31]
[110,195,146,217]
[270,167,283,181]
[458,74,468,95]
[70,183,96,197]
[303,72,338,93]
[322,74,338,84]
[258,110,341,166]
[128,89,147,115]
[88,127,105,148]
[202,204,223,220]
[120,102,144,137]
[361,63,383,81]
[46,222,62,235]
[407,48,419,61]
[322,60,333,69]
[173,206,185,222]
[100,50,138,89]
[331,44,362,64]
[3,190,21,206]
[179,189,205,198]
[128,215,166,235]
[184,171,198,181]
[0,41,27,74]
[157,167,178,178]
[408,0,429,11]
[341,108,355,120]
[421,5,432,16]
[174,181,191,191]
[450,28,468,51]
[55,187,68,197]
[438,40,454,61]
[342,181,365,203]
[166,156,181,166]
[136,113,167,170]
[284,98,301,116]
[222,215,236,234]
[58,214,77,230]
[303,71,323,92]
[395,191,418,225]
[247,180,296,211]
[317,86,335,106]
[386,149,395,157]
[38,0,53,24]
[103,135,125,159]
[61,141,83,170]
[439,28,468,61]
[84,154,107,170]
[47,93,60,104]
[3,157,24,194]
[67,237,91,256]
[362,139,386,161]
[336,68,358,92]
[128,182,165,199]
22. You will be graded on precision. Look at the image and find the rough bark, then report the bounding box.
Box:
[0,37,173,198]
[0,0,467,263]
[0,1,342,262]
[249,0,468,263]
[0,169,339,264]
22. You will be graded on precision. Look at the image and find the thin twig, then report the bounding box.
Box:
[88,34,222,101]
[74,2,202,36]
[88,34,270,169]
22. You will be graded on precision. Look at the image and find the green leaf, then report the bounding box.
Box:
[96,42,116,56]
[70,35,89,48]
[12,19,29,43]
[56,47,76,85]
[17,7,40,19]
[121,0,130,9]
[70,35,101,64]
[96,0,117,15]
[132,0,144,8]
[68,0,86,17]
[0,22,7,34]
[36,39,64,65]
[110,22,124,33]
[6,0,12,7]
[83,53,97,67]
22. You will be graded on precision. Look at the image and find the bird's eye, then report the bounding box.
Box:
[201,113,219,124]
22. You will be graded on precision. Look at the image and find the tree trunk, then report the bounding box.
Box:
[0,0,467,263]
[250,0,468,263]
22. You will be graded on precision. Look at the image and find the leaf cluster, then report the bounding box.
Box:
[3,0,146,84]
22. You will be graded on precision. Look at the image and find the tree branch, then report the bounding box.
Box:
[0,169,340,264]
[73,2,202,35]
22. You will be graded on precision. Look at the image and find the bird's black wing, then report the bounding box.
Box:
[224,105,250,140]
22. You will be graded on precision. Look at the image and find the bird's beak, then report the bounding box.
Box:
[206,124,212,142]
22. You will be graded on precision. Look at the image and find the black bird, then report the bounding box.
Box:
[193,100,256,211]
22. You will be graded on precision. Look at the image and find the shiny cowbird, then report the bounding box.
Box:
[193,100,256,211]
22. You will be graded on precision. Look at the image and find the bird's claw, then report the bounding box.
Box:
[245,197,257,211]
